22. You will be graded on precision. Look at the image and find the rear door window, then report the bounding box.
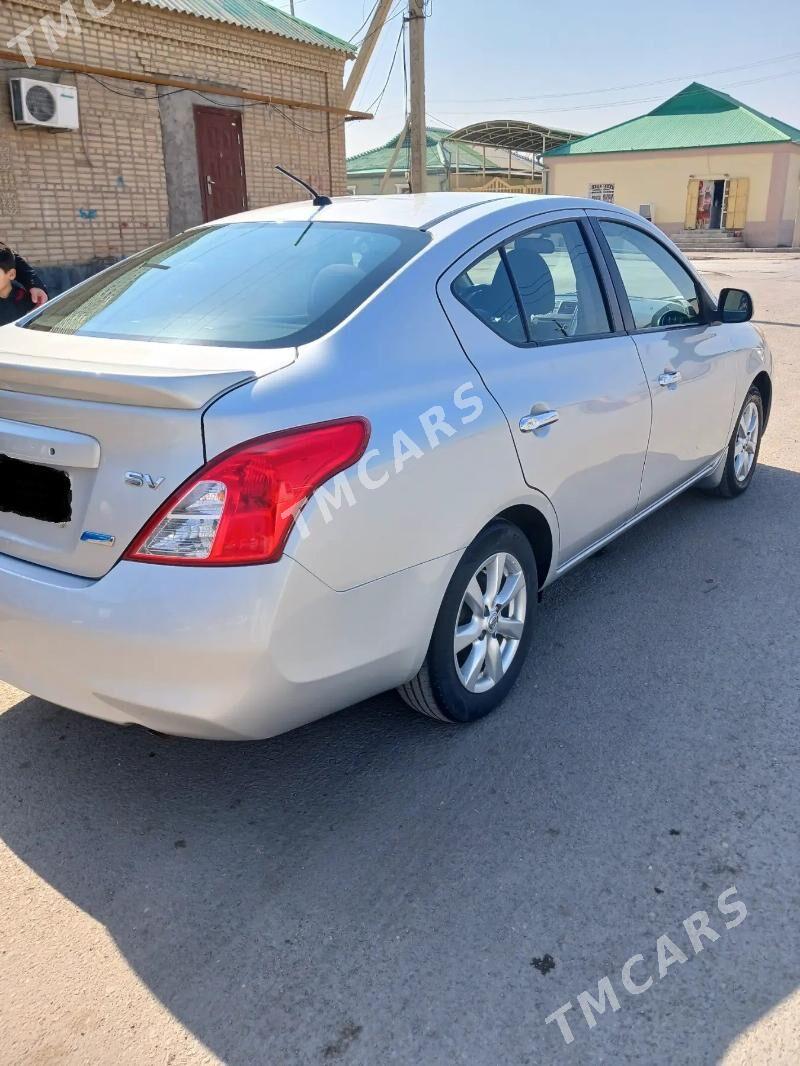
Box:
[24,221,430,348]
[452,249,526,344]
[503,221,611,343]
[453,220,611,346]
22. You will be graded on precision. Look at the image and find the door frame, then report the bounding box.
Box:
[585,209,738,502]
[439,207,630,345]
[436,207,654,560]
[687,176,749,233]
[193,104,247,223]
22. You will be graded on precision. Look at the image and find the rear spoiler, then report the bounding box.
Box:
[0,352,256,409]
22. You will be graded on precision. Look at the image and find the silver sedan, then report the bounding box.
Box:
[0,193,772,738]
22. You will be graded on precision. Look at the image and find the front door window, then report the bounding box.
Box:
[598,221,702,330]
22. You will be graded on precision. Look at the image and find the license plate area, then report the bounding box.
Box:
[0,454,72,524]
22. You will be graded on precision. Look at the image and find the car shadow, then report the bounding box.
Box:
[0,462,798,1065]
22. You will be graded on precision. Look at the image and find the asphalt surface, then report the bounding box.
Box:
[1,255,798,1066]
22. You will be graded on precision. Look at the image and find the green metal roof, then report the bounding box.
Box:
[129,0,355,54]
[347,126,532,177]
[544,83,800,157]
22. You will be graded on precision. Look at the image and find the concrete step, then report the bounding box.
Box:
[674,246,745,251]
[672,232,746,252]
[678,246,745,253]
[673,235,744,244]
[673,231,743,240]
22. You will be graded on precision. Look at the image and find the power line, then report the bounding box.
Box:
[361,20,406,115]
[431,50,800,106]
[349,0,380,42]
[271,35,404,138]
[428,66,800,116]
[11,9,412,160]
[425,109,450,129]
[351,0,406,46]
[79,71,183,99]
[348,0,406,114]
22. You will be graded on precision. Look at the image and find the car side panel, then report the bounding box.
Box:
[735,325,773,423]
[202,263,559,593]
[584,210,759,505]
[435,213,652,561]
[631,325,739,507]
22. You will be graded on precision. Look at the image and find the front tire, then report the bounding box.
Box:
[398,520,538,724]
[709,387,764,498]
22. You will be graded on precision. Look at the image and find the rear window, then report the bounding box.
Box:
[24,221,430,348]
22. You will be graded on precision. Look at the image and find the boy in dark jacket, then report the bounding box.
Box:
[0,245,48,308]
[13,251,48,306]
[0,246,36,326]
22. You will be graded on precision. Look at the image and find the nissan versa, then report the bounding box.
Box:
[0,192,771,739]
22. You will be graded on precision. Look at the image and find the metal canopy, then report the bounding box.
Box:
[447,120,581,156]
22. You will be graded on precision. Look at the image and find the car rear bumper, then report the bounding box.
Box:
[0,551,457,740]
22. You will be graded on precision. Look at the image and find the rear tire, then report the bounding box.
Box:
[708,386,763,498]
[398,520,538,724]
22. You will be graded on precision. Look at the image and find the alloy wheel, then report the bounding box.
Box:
[733,400,759,482]
[453,552,527,694]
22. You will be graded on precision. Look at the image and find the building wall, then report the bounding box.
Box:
[449,172,541,192]
[0,0,348,283]
[783,150,800,245]
[546,143,800,247]
[346,171,541,195]
[347,172,448,195]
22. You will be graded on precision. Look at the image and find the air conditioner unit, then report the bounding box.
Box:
[9,78,79,130]
[639,203,655,222]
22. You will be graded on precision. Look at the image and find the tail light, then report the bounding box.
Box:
[124,418,370,566]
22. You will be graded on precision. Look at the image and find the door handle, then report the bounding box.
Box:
[658,370,682,387]
[206,175,215,196]
[519,410,559,433]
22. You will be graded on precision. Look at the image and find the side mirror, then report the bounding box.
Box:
[718,287,753,323]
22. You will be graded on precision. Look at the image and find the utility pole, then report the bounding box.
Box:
[289,0,295,14]
[343,0,395,111]
[380,116,410,193]
[408,0,427,194]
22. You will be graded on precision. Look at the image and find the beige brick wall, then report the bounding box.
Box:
[0,0,348,268]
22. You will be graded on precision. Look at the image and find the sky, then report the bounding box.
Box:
[271,0,800,158]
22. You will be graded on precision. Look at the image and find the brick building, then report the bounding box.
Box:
[0,0,359,289]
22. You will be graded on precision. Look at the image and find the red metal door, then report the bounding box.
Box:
[194,106,247,222]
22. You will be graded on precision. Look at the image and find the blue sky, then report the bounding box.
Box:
[274,0,800,157]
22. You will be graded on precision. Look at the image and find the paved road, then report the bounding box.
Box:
[1,256,798,1066]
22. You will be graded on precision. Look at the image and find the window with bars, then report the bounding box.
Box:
[589,183,615,203]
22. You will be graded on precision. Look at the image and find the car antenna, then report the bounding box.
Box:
[275,165,332,207]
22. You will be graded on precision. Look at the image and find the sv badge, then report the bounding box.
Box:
[125,471,166,490]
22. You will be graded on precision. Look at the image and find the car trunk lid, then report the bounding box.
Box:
[0,328,295,578]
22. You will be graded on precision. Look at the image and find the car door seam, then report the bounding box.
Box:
[434,284,561,544]
[629,334,656,510]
